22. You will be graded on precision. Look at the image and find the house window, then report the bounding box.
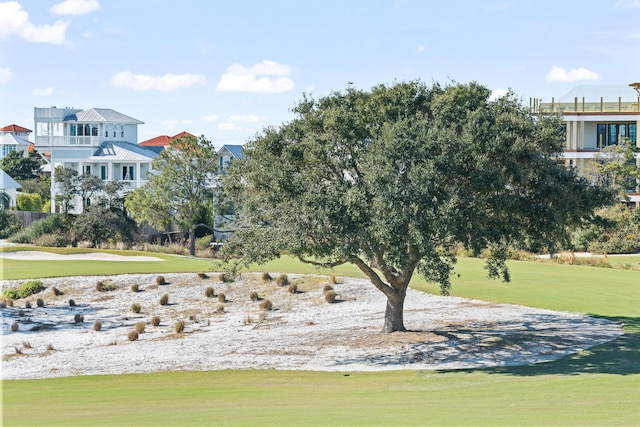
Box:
[630,124,637,143]
[122,165,134,180]
[120,125,125,138]
[85,165,91,175]
[101,165,107,180]
[597,123,637,147]
[91,126,98,136]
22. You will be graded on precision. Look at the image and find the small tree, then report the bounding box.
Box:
[586,139,640,202]
[16,193,43,212]
[54,167,79,214]
[125,135,218,255]
[0,150,43,180]
[78,172,103,209]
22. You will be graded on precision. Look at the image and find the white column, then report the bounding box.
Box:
[136,161,141,188]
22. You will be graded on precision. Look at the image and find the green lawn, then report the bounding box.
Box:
[2,249,640,426]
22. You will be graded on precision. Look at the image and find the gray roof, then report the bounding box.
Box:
[219,144,244,159]
[70,108,144,124]
[90,141,158,162]
[0,169,21,189]
[0,134,31,147]
[559,85,639,102]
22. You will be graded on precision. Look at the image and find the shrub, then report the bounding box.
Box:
[131,284,139,292]
[18,309,25,317]
[135,321,146,333]
[93,320,102,331]
[74,313,84,323]
[36,298,44,307]
[276,274,289,287]
[214,305,225,314]
[261,272,272,282]
[175,320,185,333]
[32,233,70,247]
[249,291,259,301]
[0,301,5,309]
[131,303,141,313]
[25,301,32,309]
[46,343,55,351]
[128,330,139,341]
[22,341,32,349]
[288,283,298,294]
[323,285,334,293]
[329,275,337,284]
[160,293,169,306]
[151,316,161,326]
[96,280,116,292]
[197,272,209,279]
[8,214,70,244]
[0,210,23,239]
[2,280,44,300]
[260,299,273,311]
[11,322,18,332]
[217,292,226,303]
[324,290,337,303]
[189,314,198,322]
[218,272,235,283]
[156,275,166,286]
[52,286,62,296]
[69,299,76,307]
[205,287,215,298]
[5,298,13,307]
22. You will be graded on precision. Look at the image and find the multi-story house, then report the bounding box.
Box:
[0,124,33,160]
[532,83,640,207]
[33,107,158,213]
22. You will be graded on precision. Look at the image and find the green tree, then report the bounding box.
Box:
[0,191,10,210]
[125,135,218,255]
[16,192,43,211]
[54,166,79,214]
[17,176,51,202]
[78,172,103,208]
[586,139,640,202]
[0,150,43,180]
[221,80,613,333]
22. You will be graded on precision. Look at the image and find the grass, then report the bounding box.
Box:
[2,249,640,426]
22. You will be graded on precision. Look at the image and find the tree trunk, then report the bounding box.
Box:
[189,225,196,256]
[382,288,407,333]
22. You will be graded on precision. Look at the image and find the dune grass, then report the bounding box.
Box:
[2,249,640,426]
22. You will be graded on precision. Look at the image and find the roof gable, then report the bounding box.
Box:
[219,144,244,159]
[91,141,158,162]
[0,169,21,189]
[0,124,32,133]
[139,131,196,147]
[0,134,31,146]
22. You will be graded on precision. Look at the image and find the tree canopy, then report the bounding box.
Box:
[221,80,614,333]
[125,135,218,255]
[0,150,43,180]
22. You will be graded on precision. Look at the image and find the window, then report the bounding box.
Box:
[85,165,91,175]
[630,124,637,143]
[122,165,134,180]
[596,123,638,147]
[91,126,98,137]
[101,165,107,180]
[120,125,125,138]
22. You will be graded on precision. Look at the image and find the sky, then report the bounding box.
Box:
[1,0,639,148]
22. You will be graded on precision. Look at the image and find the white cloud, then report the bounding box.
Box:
[545,66,600,82]
[0,1,69,44]
[50,0,100,16]
[417,44,425,53]
[0,67,12,83]
[489,88,508,101]
[218,123,239,131]
[32,87,54,96]
[613,0,640,7]
[216,60,295,93]
[109,71,207,91]
[201,114,219,122]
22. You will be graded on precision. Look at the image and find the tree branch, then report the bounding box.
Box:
[350,255,395,298]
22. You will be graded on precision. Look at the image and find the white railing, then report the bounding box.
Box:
[35,136,105,147]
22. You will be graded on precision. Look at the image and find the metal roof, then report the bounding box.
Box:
[71,108,144,124]
[90,141,158,162]
[219,144,244,159]
[558,85,639,102]
[0,134,32,146]
[0,168,21,189]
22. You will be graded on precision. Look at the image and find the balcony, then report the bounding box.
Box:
[35,136,105,147]
[531,97,640,114]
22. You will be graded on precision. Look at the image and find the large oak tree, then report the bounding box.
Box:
[221,81,613,333]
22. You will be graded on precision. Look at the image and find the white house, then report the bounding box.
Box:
[0,168,21,208]
[533,83,640,207]
[0,133,31,160]
[33,107,158,213]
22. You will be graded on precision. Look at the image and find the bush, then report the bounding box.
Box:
[25,301,31,309]
[16,192,44,212]
[36,298,44,307]
[261,272,272,282]
[151,316,161,326]
[217,293,226,303]
[197,272,209,279]
[11,322,18,332]
[288,283,298,294]
[69,299,75,307]
[2,280,44,300]
[131,284,139,293]
[74,314,84,323]
[175,320,185,333]
[249,291,259,301]
[322,285,334,293]
[260,299,273,311]
[329,275,337,284]
[93,320,102,331]
[135,321,146,333]
[324,290,337,303]
[131,303,141,313]
[96,280,116,292]
[276,274,289,287]
[8,214,70,244]
[205,287,215,298]
[156,275,166,286]
[52,286,62,296]
[128,330,139,341]
[160,293,169,306]
[218,272,235,283]
[0,210,23,239]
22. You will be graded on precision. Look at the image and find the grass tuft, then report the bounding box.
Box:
[261,272,272,282]
[205,286,215,298]
[151,315,161,326]
[174,320,185,333]
[197,272,208,279]
[131,303,142,313]
[93,320,102,331]
[25,301,31,309]
[288,283,298,294]
[131,284,139,293]
[324,289,337,303]
[11,322,18,332]
[127,330,139,341]
[36,298,44,307]
[276,274,289,287]
[68,299,75,307]
[259,299,273,311]
[156,275,166,286]
[52,286,63,296]
[159,293,169,306]
[249,291,259,301]
[217,292,226,303]
[135,321,146,333]
[74,313,84,323]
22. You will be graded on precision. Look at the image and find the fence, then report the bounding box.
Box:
[12,211,52,228]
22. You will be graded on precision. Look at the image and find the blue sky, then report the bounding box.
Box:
[1,0,639,147]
